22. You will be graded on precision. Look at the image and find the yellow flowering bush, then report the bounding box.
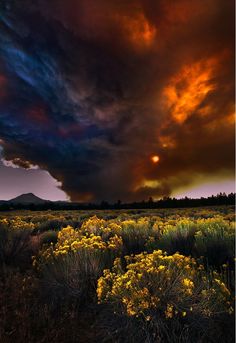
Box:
[195,216,234,232]
[34,223,123,270]
[106,222,122,235]
[57,225,80,244]
[97,250,232,320]
[0,218,8,226]
[81,215,106,235]
[0,217,35,231]
[152,219,164,236]
[55,233,122,256]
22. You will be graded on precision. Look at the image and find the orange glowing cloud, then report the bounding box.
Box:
[159,135,176,149]
[117,12,156,49]
[163,0,209,25]
[205,112,235,132]
[163,57,218,123]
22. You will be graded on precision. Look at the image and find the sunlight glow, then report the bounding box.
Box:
[151,155,160,163]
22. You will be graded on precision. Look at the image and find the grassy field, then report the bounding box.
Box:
[0,206,235,342]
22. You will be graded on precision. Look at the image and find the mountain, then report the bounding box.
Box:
[8,193,50,204]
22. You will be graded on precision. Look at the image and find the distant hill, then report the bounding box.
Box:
[8,193,49,204]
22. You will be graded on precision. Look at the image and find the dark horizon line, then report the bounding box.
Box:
[0,192,234,211]
[1,190,235,204]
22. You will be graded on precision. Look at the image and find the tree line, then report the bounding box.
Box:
[0,192,234,211]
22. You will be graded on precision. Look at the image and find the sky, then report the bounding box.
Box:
[0,0,235,202]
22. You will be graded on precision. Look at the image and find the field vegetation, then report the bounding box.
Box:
[0,206,235,342]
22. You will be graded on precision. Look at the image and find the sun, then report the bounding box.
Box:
[151,155,160,163]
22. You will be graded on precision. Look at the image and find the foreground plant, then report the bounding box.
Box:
[97,250,233,342]
[194,218,235,268]
[0,221,33,272]
[39,249,113,306]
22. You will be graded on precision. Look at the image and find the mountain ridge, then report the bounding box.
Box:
[8,193,50,204]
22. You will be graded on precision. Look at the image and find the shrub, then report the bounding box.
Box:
[50,225,123,257]
[0,221,32,272]
[40,230,58,246]
[39,249,113,307]
[119,218,152,255]
[34,219,65,233]
[81,215,106,235]
[194,218,235,268]
[97,250,233,342]
[157,219,196,255]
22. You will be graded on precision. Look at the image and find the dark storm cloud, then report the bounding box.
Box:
[0,0,234,201]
